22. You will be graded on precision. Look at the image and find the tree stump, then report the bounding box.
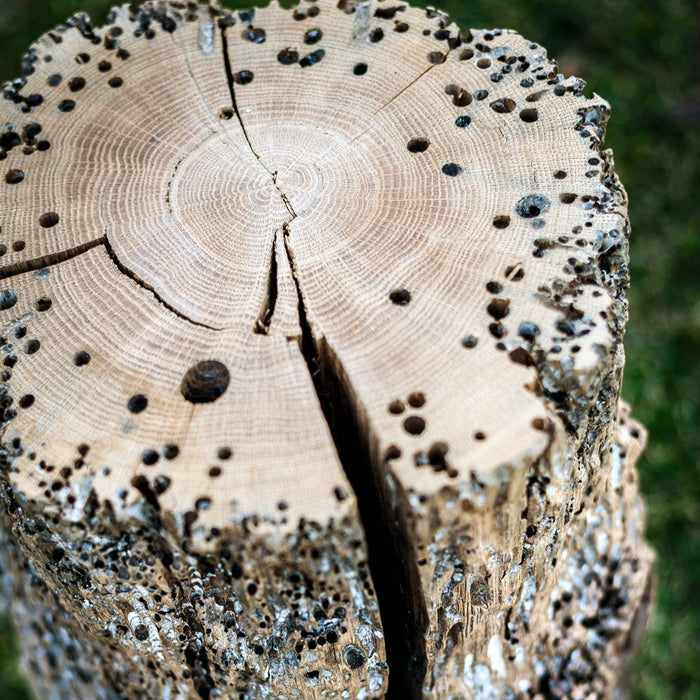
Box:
[0,2,654,699]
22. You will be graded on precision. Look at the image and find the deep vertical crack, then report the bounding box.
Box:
[222,27,427,696]
[280,227,427,699]
[253,232,278,335]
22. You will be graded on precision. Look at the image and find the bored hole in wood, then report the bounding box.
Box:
[39,212,59,228]
[73,350,90,366]
[407,137,430,153]
[180,360,230,404]
[403,415,426,435]
[389,288,411,305]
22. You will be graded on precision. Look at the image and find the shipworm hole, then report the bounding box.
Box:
[442,163,463,176]
[485,281,502,294]
[19,394,34,409]
[233,70,254,85]
[108,77,123,88]
[519,108,538,122]
[216,447,233,461]
[560,193,577,204]
[490,98,516,113]
[487,298,510,319]
[493,215,510,229]
[209,466,222,478]
[5,169,24,184]
[388,399,405,414]
[476,57,491,69]
[12,241,25,252]
[455,115,471,127]
[474,431,487,441]
[163,444,179,460]
[304,28,322,44]
[407,137,430,153]
[39,212,59,228]
[58,99,75,112]
[461,335,478,348]
[127,394,148,414]
[428,51,446,64]
[35,296,52,311]
[73,350,90,366]
[407,392,426,408]
[142,449,159,466]
[24,339,40,354]
[181,360,230,404]
[389,288,411,305]
[0,290,17,311]
[403,415,426,435]
[68,77,86,91]
[277,48,299,64]
[353,62,367,75]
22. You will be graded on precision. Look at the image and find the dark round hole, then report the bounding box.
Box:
[519,108,538,122]
[209,466,222,478]
[142,449,159,466]
[389,288,411,305]
[461,335,478,348]
[277,48,299,65]
[217,446,232,460]
[407,392,426,408]
[474,431,487,441]
[553,170,567,179]
[127,394,148,414]
[11,241,25,252]
[428,51,446,64]
[35,296,52,312]
[68,77,86,92]
[304,28,322,44]
[195,497,212,511]
[181,360,230,404]
[388,399,405,415]
[442,163,463,177]
[559,193,577,204]
[0,289,17,310]
[407,137,430,153]
[19,394,34,409]
[485,281,502,294]
[98,60,112,72]
[108,76,123,88]
[233,70,254,85]
[490,98,516,113]
[369,28,384,42]
[218,107,234,120]
[492,215,510,229]
[476,57,492,69]
[5,169,24,184]
[37,140,51,151]
[516,194,550,218]
[353,62,367,75]
[403,415,426,435]
[25,339,40,354]
[73,350,91,366]
[455,115,471,128]
[163,444,179,460]
[459,48,474,60]
[58,99,75,112]
[39,212,59,228]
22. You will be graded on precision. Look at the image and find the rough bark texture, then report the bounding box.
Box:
[0,2,653,699]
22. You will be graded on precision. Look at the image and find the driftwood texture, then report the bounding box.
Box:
[0,1,654,699]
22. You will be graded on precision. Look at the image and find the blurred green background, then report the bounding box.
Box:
[0,0,697,698]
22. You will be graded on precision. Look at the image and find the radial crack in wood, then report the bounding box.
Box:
[0,2,653,699]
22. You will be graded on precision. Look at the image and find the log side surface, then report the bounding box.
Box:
[0,2,653,699]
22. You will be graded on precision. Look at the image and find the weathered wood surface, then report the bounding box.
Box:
[0,1,653,699]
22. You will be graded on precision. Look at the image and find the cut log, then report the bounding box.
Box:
[0,2,654,699]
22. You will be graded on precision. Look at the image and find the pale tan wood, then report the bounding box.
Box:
[0,2,653,699]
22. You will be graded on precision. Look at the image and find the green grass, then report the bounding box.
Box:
[0,1,698,698]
